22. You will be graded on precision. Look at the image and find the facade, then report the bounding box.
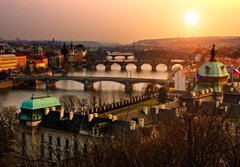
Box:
[174,69,195,91]
[0,54,18,71]
[0,54,27,71]
[178,45,236,108]
[46,51,64,69]
[28,46,48,72]
[16,93,129,165]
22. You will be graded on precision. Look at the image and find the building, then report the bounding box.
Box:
[174,69,195,91]
[28,46,48,72]
[178,44,239,108]
[45,51,64,69]
[15,93,129,166]
[0,54,27,72]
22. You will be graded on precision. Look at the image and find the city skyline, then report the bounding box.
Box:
[1,0,240,43]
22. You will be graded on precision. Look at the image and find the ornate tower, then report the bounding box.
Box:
[195,44,229,100]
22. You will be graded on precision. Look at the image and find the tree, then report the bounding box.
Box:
[158,87,168,103]
[0,103,18,166]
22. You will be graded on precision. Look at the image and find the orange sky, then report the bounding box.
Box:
[0,0,240,43]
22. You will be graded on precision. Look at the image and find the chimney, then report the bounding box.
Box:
[151,106,159,114]
[143,107,148,115]
[44,108,50,115]
[205,89,209,93]
[60,107,64,120]
[190,91,196,97]
[107,114,112,120]
[130,120,136,130]
[112,115,117,121]
[175,109,180,117]
[94,113,98,118]
[138,118,144,127]
[69,111,74,121]
[88,114,94,122]
[224,106,228,112]
[160,104,166,109]
[51,106,56,111]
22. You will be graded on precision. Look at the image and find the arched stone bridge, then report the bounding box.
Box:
[91,59,191,72]
[11,76,174,92]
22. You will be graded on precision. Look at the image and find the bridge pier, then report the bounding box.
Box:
[121,64,126,72]
[125,81,133,94]
[167,64,172,72]
[152,65,157,72]
[46,82,56,89]
[105,64,111,72]
[136,65,141,72]
[84,82,94,91]
[91,64,96,71]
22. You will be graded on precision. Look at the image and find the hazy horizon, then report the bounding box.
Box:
[1,0,240,43]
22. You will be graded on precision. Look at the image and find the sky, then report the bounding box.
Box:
[0,0,240,43]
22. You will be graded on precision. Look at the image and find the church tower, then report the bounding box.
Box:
[194,44,229,100]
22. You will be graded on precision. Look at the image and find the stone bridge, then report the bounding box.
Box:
[11,76,174,93]
[90,59,191,72]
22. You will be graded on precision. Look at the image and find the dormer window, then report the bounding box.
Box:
[205,66,210,75]
[221,66,225,72]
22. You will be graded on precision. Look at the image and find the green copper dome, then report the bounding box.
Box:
[198,61,229,77]
[34,46,43,51]
[21,95,61,110]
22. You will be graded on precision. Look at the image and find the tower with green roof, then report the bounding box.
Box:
[19,92,61,127]
[194,44,229,98]
[34,45,43,56]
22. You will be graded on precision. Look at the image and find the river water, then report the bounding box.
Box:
[0,64,169,110]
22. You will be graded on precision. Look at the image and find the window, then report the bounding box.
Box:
[65,139,69,149]
[41,134,44,143]
[205,66,210,75]
[57,150,61,161]
[22,132,26,146]
[74,140,78,150]
[57,137,61,147]
[49,149,52,160]
[49,136,52,145]
[40,145,44,158]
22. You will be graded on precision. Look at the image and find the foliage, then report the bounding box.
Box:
[60,95,89,113]
[158,87,168,103]
[0,103,17,166]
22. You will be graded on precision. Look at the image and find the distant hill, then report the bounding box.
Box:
[132,37,240,48]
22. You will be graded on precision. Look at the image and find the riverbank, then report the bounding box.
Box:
[0,80,14,89]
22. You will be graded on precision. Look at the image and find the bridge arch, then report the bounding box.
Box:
[171,63,184,71]
[93,81,125,91]
[114,55,125,60]
[133,82,161,92]
[54,80,85,90]
[156,64,168,71]
[126,63,137,71]
[111,63,121,70]
[96,63,105,71]
[141,63,152,71]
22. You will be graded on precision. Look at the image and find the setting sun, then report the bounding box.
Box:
[185,11,199,26]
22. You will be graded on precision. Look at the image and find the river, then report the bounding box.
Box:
[0,64,169,110]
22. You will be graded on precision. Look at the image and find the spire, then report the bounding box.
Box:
[70,41,73,50]
[210,44,216,61]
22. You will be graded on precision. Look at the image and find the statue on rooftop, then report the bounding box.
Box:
[210,44,216,61]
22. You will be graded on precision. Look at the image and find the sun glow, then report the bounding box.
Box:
[185,11,199,26]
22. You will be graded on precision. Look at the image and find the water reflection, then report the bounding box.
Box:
[0,66,169,107]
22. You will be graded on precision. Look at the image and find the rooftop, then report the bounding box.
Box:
[21,94,61,110]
